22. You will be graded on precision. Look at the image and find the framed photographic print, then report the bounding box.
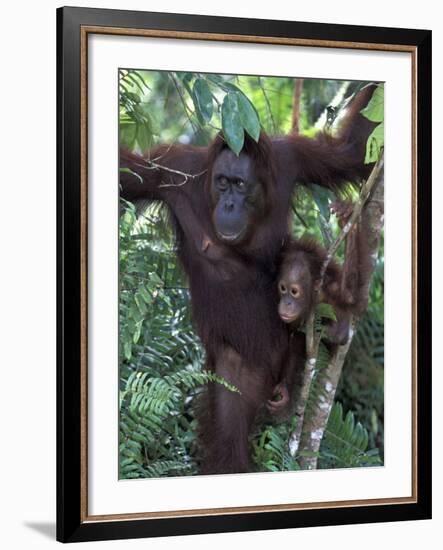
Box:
[57,6,432,543]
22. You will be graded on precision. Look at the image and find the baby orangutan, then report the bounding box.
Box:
[267,200,372,414]
[277,240,353,344]
[278,200,370,341]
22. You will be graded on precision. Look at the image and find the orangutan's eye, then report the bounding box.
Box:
[290,286,300,298]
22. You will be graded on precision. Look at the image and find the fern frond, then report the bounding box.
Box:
[318,402,381,469]
[251,422,300,472]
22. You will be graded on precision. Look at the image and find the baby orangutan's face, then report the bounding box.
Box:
[277,254,313,325]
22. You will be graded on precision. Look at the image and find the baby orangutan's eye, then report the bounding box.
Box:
[290,286,300,298]
[279,283,287,294]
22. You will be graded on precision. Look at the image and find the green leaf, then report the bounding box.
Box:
[361,84,384,123]
[237,92,260,142]
[123,340,132,361]
[365,122,384,164]
[125,74,146,95]
[139,285,152,304]
[192,78,213,124]
[316,303,337,321]
[320,402,382,469]
[221,93,244,155]
[134,292,147,316]
[126,91,141,104]
[136,122,153,154]
[344,411,355,436]
[149,272,164,287]
[133,321,142,344]
[371,408,379,435]
[206,74,224,85]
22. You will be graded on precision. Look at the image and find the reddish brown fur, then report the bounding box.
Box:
[279,237,356,315]
[269,205,373,416]
[119,85,377,474]
[267,238,351,416]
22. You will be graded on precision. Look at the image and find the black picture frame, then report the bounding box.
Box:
[57,6,432,543]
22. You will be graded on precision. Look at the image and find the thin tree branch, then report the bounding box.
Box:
[318,153,384,285]
[132,160,207,188]
[170,73,199,134]
[257,77,277,133]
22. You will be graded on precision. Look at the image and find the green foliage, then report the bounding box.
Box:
[118,71,358,155]
[219,90,261,154]
[120,367,238,479]
[119,70,262,155]
[365,123,385,163]
[192,78,214,124]
[119,70,156,153]
[221,92,245,155]
[361,84,384,163]
[251,396,381,472]
[316,303,338,323]
[361,84,384,122]
[237,92,261,142]
[319,402,382,468]
[251,420,300,472]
